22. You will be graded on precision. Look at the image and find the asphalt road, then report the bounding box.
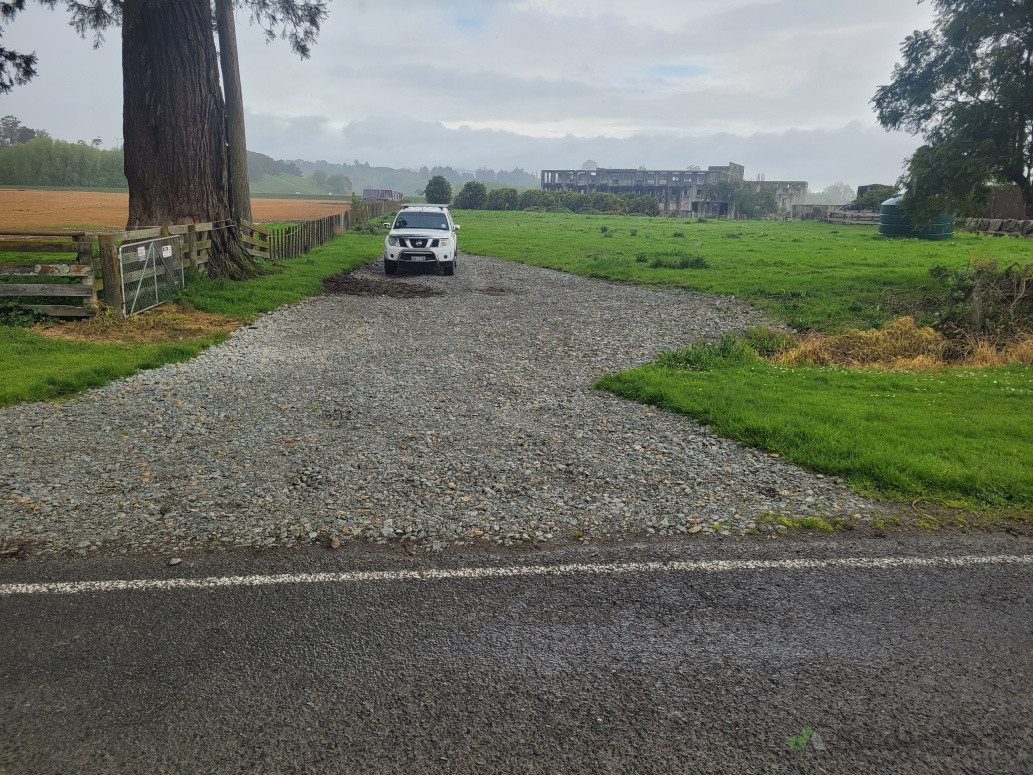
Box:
[2,533,1032,774]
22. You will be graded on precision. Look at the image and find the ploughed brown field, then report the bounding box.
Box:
[0,189,352,231]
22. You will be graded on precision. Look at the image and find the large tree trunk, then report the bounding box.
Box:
[122,0,257,278]
[215,0,253,224]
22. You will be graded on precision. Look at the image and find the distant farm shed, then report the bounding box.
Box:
[362,189,404,203]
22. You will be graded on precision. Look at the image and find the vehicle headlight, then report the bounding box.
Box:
[387,237,399,247]
[438,238,451,247]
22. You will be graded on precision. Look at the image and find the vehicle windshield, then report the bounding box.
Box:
[393,212,450,230]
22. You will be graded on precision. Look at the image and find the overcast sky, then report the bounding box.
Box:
[2,0,936,190]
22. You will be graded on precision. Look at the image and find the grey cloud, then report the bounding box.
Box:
[245,112,918,190]
[3,0,934,190]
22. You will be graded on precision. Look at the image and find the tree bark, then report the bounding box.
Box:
[215,0,253,224]
[121,0,257,278]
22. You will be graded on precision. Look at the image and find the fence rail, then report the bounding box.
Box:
[0,200,396,319]
[0,236,98,317]
[826,210,880,226]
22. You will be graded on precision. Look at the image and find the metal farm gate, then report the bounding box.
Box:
[119,234,184,316]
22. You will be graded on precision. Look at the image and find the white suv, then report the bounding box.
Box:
[382,204,460,276]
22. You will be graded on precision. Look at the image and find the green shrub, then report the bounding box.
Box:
[0,300,45,327]
[930,257,1033,336]
[453,181,487,209]
[424,175,452,204]
[486,186,519,211]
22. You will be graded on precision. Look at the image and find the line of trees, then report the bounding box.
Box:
[451,181,661,215]
[292,160,539,197]
[0,137,362,193]
[0,136,127,188]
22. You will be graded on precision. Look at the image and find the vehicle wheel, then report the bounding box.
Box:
[441,260,455,276]
[384,259,397,275]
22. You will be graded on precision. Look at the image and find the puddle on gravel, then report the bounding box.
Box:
[322,272,443,298]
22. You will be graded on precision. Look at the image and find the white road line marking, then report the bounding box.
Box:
[2,554,1031,597]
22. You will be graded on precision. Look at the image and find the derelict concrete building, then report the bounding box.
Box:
[540,163,807,217]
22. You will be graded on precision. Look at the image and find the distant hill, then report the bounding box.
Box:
[246,149,538,197]
[250,172,335,196]
[289,157,538,196]
[0,128,537,198]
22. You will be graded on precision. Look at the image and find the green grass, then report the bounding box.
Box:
[454,210,1031,331]
[0,230,385,407]
[596,347,1033,508]
[0,326,223,407]
[177,229,382,317]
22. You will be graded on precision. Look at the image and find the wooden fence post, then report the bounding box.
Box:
[187,224,199,270]
[77,235,99,315]
[97,233,124,316]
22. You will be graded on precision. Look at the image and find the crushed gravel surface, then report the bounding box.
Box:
[0,253,886,556]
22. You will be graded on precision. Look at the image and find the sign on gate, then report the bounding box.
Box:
[119,235,184,316]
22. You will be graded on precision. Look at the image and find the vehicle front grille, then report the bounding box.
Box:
[400,238,438,248]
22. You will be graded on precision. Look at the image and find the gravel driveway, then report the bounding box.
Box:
[1,253,883,556]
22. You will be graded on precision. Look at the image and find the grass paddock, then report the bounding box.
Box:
[455,210,1030,331]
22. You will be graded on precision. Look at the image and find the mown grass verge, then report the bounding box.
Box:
[454,210,1031,331]
[0,230,384,407]
[0,327,225,407]
[596,338,1033,509]
[176,229,382,317]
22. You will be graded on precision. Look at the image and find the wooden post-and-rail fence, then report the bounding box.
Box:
[0,236,97,318]
[0,200,395,319]
[266,200,394,261]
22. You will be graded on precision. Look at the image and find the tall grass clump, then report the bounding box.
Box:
[645,251,709,270]
[656,334,758,371]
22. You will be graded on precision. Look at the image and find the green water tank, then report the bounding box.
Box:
[879,196,954,240]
